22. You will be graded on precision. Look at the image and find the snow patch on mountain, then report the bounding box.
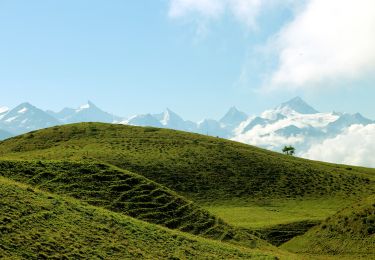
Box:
[49,101,119,124]
[5,116,17,123]
[77,103,91,111]
[123,114,163,128]
[0,103,60,134]
[233,98,345,151]
[0,106,9,114]
[18,107,28,114]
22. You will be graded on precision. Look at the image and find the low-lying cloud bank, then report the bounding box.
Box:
[302,124,375,168]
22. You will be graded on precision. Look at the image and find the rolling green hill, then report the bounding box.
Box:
[281,195,375,259]
[0,123,373,203]
[0,123,374,259]
[0,159,265,248]
[0,176,279,259]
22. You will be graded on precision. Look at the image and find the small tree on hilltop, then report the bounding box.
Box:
[282,145,295,155]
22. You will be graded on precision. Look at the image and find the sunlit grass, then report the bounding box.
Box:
[205,198,352,229]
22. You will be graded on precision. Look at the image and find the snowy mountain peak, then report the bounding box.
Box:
[220,106,248,127]
[0,102,59,134]
[352,112,371,122]
[157,108,183,126]
[278,97,318,114]
[11,102,40,114]
[48,101,118,124]
[227,106,240,113]
[17,102,34,109]
[77,101,96,111]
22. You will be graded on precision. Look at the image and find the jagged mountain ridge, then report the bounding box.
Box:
[0,98,373,158]
[47,101,121,124]
[0,103,60,135]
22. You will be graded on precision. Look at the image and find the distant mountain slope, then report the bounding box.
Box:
[0,123,373,203]
[123,108,197,132]
[47,101,119,123]
[0,106,9,118]
[124,114,163,128]
[1,97,373,167]
[277,96,319,114]
[0,103,60,134]
[326,112,373,134]
[282,195,375,258]
[196,119,230,137]
[234,97,374,154]
[0,176,277,259]
[154,108,197,132]
[0,129,13,140]
[220,106,248,129]
[0,159,265,247]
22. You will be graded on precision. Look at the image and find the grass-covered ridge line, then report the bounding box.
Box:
[0,159,265,248]
[282,195,375,258]
[0,176,278,259]
[0,123,374,202]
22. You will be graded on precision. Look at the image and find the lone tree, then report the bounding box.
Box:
[282,145,295,155]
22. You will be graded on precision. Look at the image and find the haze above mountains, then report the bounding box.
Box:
[1,97,374,167]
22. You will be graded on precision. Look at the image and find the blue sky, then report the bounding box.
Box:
[0,0,374,120]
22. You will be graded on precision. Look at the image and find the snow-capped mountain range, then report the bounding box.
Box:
[0,97,374,165]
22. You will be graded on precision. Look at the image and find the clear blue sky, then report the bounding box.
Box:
[0,0,374,120]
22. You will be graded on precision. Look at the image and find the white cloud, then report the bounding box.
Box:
[302,124,375,167]
[168,0,277,30]
[233,131,304,150]
[232,111,338,149]
[168,0,225,19]
[227,0,263,29]
[270,0,375,89]
[168,0,375,89]
[232,120,306,150]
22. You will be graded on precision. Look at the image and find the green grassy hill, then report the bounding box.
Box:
[0,176,279,259]
[281,195,375,258]
[0,123,373,203]
[0,159,265,248]
[1,123,374,259]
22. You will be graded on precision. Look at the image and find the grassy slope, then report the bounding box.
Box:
[0,123,373,203]
[0,159,265,248]
[0,176,279,260]
[282,195,375,258]
[205,198,350,229]
[0,123,374,254]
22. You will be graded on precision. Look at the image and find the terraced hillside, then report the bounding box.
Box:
[282,195,375,258]
[1,123,374,259]
[0,176,278,259]
[0,159,265,248]
[0,123,373,202]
